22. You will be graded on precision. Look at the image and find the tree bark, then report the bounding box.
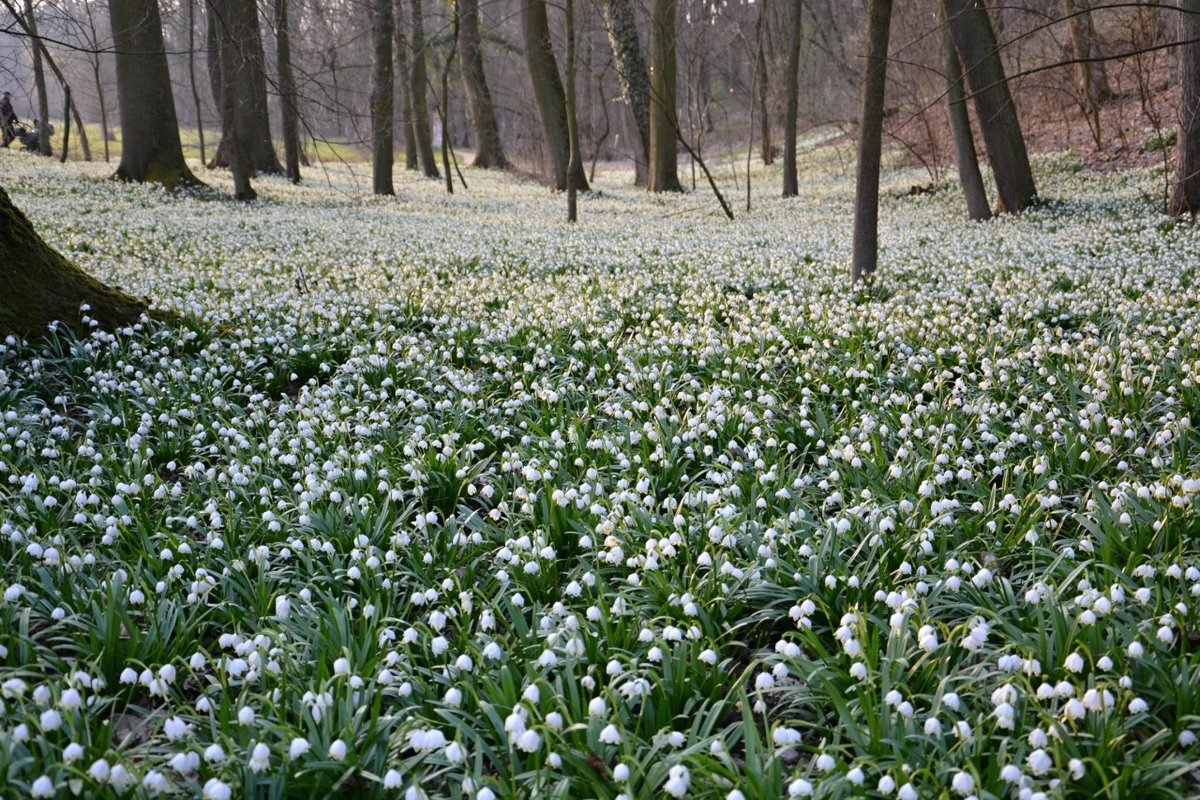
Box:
[109,0,203,188]
[1172,0,1200,215]
[943,0,1036,214]
[755,0,773,166]
[600,0,650,185]
[25,0,51,156]
[523,0,588,191]
[781,0,802,197]
[188,0,207,165]
[647,0,681,192]
[211,0,257,198]
[0,186,146,340]
[276,0,301,183]
[566,0,579,220]
[409,0,441,178]
[457,0,509,168]
[206,0,282,175]
[942,21,990,221]
[395,0,418,170]
[372,0,395,194]
[850,0,892,284]
[1062,0,1112,107]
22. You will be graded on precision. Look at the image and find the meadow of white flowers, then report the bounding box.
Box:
[1,146,1199,799]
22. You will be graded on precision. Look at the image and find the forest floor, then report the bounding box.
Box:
[2,146,1200,799]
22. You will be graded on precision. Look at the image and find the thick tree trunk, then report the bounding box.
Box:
[850,0,892,284]
[25,0,51,156]
[942,22,990,221]
[1172,0,1200,215]
[206,0,282,175]
[372,0,395,194]
[600,0,650,186]
[755,0,773,166]
[395,0,418,170]
[409,0,441,178]
[457,0,509,168]
[523,0,588,191]
[647,0,681,192]
[276,0,301,183]
[0,187,146,339]
[781,0,802,197]
[1063,0,1111,107]
[109,0,203,188]
[212,0,257,198]
[943,0,1036,214]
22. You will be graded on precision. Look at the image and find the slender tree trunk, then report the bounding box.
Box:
[395,0,418,170]
[600,0,650,185]
[523,0,588,191]
[410,0,440,178]
[110,0,203,188]
[206,0,282,174]
[942,21,990,221]
[781,0,802,197]
[188,0,207,165]
[648,0,681,192]
[755,0,773,166]
[1063,0,1111,106]
[59,86,69,162]
[457,0,508,168]
[1172,0,1200,215]
[372,0,396,194]
[566,0,579,220]
[94,59,109,162]
[25,0,51,156]
[439,6,458,193]
[850,0,892,284]
[943,0,1036,214]
[276,0,300,182]
[0,187,147,340]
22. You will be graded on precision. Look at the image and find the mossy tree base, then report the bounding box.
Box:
[0,187,147,340]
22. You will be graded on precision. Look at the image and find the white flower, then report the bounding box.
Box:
[330,739,348,761]
[614,764,630,781]
[203,778,233,800]
[663,765,690,797]
[31,776,55,798]
[445,741,466,762]
[1064,652,1085,673]
[897,783,917,800]
[383,769,404,789]
[951,771,974,796]
[249,742,271,772]
[289,737,311,759]
[1027,748,1053,775]
[516,730,542,752]
[788,778,813,797]
[599,724,621,744]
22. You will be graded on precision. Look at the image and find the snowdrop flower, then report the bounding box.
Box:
[951,772,974,796]
[203,778,233,800]
[663,765,690,797]
[289,737,311,759]
[249,742,271,772]
[1027,749,1052,775]
[516,730,542,752]
[330,739,348,761]
[31,776,55,798]
[383,769,404,789]
[897,784,917,800]
[600,724,621,744]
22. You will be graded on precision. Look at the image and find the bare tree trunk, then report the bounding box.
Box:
[600,0,650,185]
[648,0,681,192]
[83,1,111,161]
[395,0,418,170]
[756,0,773,166]
[188,0,207,165]
[206,0,282,174]
[276,0,301,182]
[110,0,203,188]
[523,0,588,191]
[1063,0,1112,106]
[850,0,892,284]
[943,0,1036,214]
[25,0,51,156]
[0,187,147,340]
[566,0,579,220]
[942,21,990,221]
[457,0,508,168]
[372,0,395,194]
[410,0,440,178]
[211,0,257,198]
[781,0,802,197]
[59,86,69,162]
[1172,0,1200,215]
